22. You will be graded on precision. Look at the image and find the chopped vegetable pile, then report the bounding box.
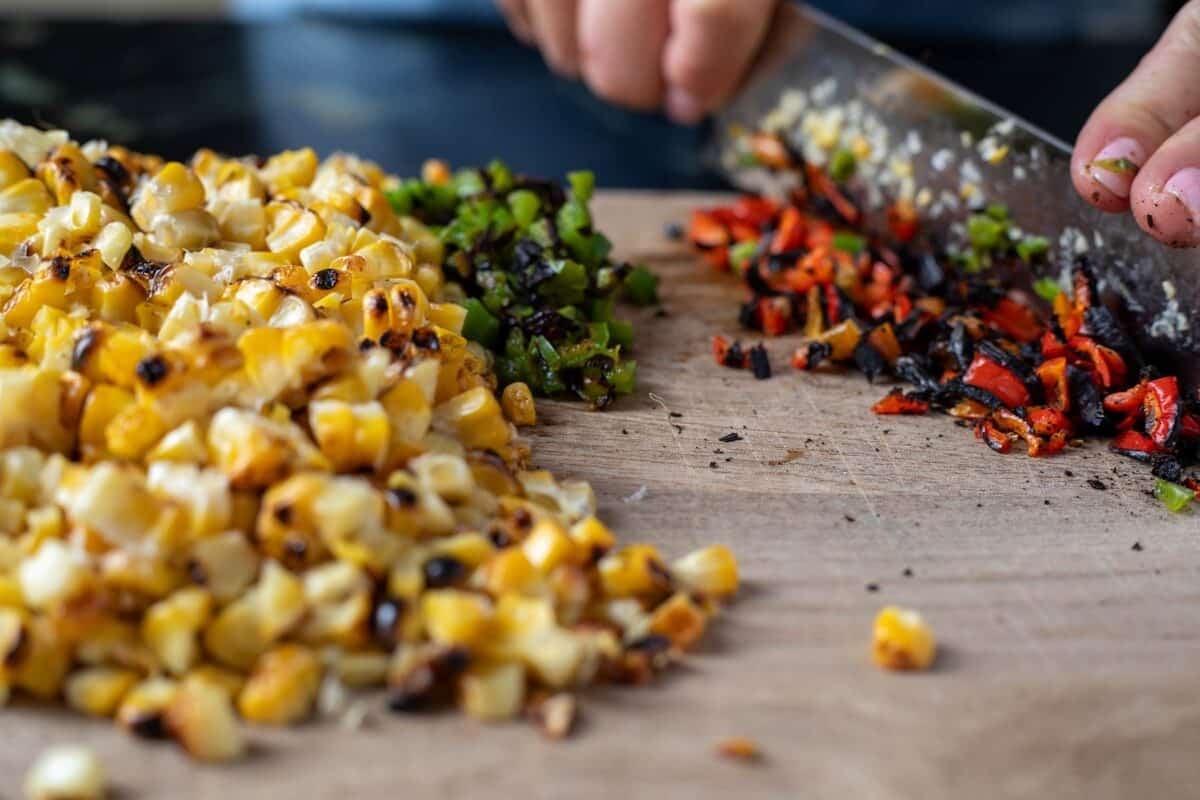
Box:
[387,160,657,408]
[0,120,734,764]
[690,130,1199,512]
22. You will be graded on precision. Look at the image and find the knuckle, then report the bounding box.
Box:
[677,0,741,28]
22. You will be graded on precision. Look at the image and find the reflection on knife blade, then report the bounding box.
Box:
[716,4,1198,383]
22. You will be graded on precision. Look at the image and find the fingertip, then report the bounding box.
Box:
[1131,186,1200,247]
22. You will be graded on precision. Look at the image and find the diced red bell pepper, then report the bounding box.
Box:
[976,417,1014,454]
[892,292,914,324]
[823,283,842,326]
[871,389,929,415]
[729,196,778,227]
[770,207,806,254]
[1027,406,1072,438]
[886,200,919,243]
[1054,292,1082,339]
[1036,357,1070,411]
[749,132,794,169]
[1103,381,1147,415]
[805,163,861,225]
[689,210,730,249]
[963,353,1031,409]
[992,408,1056,457]
[1040,330,1068,359]
[712,335,730,365]
[1068,336,1127,389]
[1110,429,1162,461]
[1143,375,1181,448]
[758,297,791,337]
[983,297,1043,343]
[1181,413,1200,439]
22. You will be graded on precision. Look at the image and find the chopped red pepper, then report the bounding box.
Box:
[1181,414,1200,439]
[1036,357,1070,411]
[1103,381,1147,415]
[1143,376,1181,448]
[758,297,791,337]
[770,207,806,254]
[728,196,778,227]
[1110,429,1163,460]
[992,408,1064,457]
[964,354,1031,409]
[983,297,1042,343]
[1027,406,1072,438]
[748,132,794,169]
[871,389,929,416]
[823,283,842,326]
[689,210,729,250]
[1040,330,1068,359]
[1068,335,1127,389]
[976,417,1014,453]
[886,200,919,243]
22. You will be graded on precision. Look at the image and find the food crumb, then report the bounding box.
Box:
[719,432,743,443]
[716,737,761,762]
[1088,478,1108,491]
[865,582,879,592]
[622,485,648,504]
[901,567,913,578]
[1131,541,1143,552]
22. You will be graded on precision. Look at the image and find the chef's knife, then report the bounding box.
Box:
[715,4,1198,381]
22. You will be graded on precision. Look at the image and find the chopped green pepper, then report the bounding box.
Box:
[1017,235,1050,263]
[1032,277,1060,302]
[832,232,866,255]
[622,265,659,305]
[829,148,857,182]
[461,298,502,348]
[967,213,1008,250]
[1154,478,1195,512]
[729,240,759,274]
[567,170,595,202]
[507,190,541,227]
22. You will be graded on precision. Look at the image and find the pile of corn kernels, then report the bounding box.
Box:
[0,120,737,767]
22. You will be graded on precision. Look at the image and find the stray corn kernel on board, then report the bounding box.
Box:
[0,147,1197,799]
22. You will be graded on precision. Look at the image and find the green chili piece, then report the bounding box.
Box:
[460,299,501,348]
[507,190,541,228]
[832,232,866,255]
[729,240,758,274]
[607,319,634,350]
[622,265,659,305]
[1154,478,1195,512]
[967,213,1008,250]
[1017,235,1050,263]
[1032,277,1061,302]
[829,148,857,182]
[567,170,596,202]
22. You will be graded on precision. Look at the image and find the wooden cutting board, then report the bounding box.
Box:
[3,192,1197,800]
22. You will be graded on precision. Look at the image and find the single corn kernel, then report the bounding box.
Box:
[116,676,178,739]
[17,539,91,609]
[165,678,245,762]
[24,745,105,800]
[410,452,475,504]
[253,560,307,641]
[671,544,739,599]
[500,382,537,427]
[203,596,269,671]
[568,516,616,563]
[421,159,451,185]
[434,386,511,452]
[597,544,672,599]
[421,589,493,647]
[647,593,708,651]
[482,548,541,597]
[184,664,246,701]
[64,666,140,718]
[141,587,213,676]
[521,519,575,574]
[459,661,525,721]
[872,606,936,671]
[237,643,323,726]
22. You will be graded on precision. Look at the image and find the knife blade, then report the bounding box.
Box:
[715,3,1198,382]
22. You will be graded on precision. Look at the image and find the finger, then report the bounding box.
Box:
[526,0,581,77]
[1072,1,1200,212]
[662,0,777,124]
[579,0,671,111]
[1130,115,1200,247]
[496,0,535,45]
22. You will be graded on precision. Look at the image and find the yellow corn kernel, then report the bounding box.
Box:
[165,678,245,762]
[203,595,268,671]
[131,161,206,229]
[184,664,246,701]
[500,382,537,427]
[116,676,178,738]
[308,400,390,473]
[23,744,106,800]
[13,616,71,699]
[410,452,475,503]
[379,378,432,460]
[671,544,738,599]
[0,177,52,215]
[460,661,525,721]
[329,650,389,688]
[38,143,97,204]
[186,530,259,603]
[64,666,140,717]
[872,606,936,671]
[265,202,325,260]
[297,560,372,648]
[254,560,307,641]
[434,386,510,452]
[237,643,322,726]
[386,280,429,332]
[0,149,29,189]
[0,574,22,606]
[98,550,183,601]
[422,159,451,185]
[93,275,145,324]
[77,384,134,457]
[207,408,328,491]
[428,301,466,334]
[431,532,493,570]
[648,593,707,651]
[482,548,541,597]
[519,626,585,689]
[215,198,267,249]
[0,211,39,255]
[522,519,575,574]
[141,587,213,675]
[18,539,92,609]
[421,589,493,647]
[104,402,168,461]
[597,544,671,599]
[568,516,615,564]
[68,189,103,239]
[147,208,219,250]
[260,148,318,193]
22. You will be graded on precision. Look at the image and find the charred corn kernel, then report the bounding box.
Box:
[185,531,259,603]
[18,539,91,609]
[64,666,140,717]
[203,596,268,671]
[38,143,96,204]
[166,678,245,762]
[253,560,307,641]
[422,159,451,185]
[460,661,525,721]
[435,386,510,452]
[431,532,493,569]
[208,408,327,490]
[410,452,475,503]
[500,382,536,426]
[237,643,322,726]
[298,561,372,648]
[141,587,213,675]
[184,664,245,701]
[598,544,671,599]
[260,148,318,193]
[265,202,325,260]
[872,606,936,671]
[116,676,178,738]
[648,593,707,650]
[24,744,106,800]
[568,516,615,563]
[522,519,575,574]
[0,211,39,255]
[386,280,428,332]
[671,545,738,599]
[308,400,389,473]
[422,589,493,647]
[0,178,52,215]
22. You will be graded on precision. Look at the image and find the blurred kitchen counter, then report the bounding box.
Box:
[0,17,1155,187]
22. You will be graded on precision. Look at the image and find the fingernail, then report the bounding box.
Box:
[1164,167,1200,226]
[1087,137,1145,198]
[666,89,705,126]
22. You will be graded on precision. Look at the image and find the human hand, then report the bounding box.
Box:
[495,0,778,124]
[1073,2,1200,247]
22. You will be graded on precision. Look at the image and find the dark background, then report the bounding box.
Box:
[0,2,1187,188]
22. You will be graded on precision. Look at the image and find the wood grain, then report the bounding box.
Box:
[3,191,1198,799]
